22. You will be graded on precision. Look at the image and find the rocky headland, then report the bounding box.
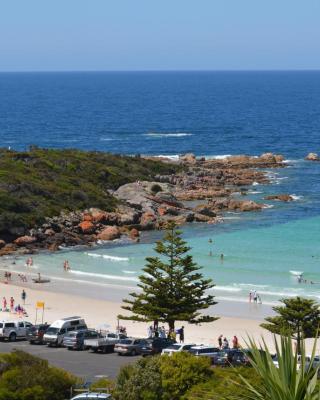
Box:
[0,150,288,256]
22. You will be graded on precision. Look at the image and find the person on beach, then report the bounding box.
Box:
[249,291,252,302]
[21,290,26,305]
[218,334,223,349]
[147,325,153,338]
[10,297,14,312]
[223,337,229,349]
[2,297,7,311]
[220,253,224,262]
[232,335,239,349]
[253,290,258,303]
[257,294,262,304]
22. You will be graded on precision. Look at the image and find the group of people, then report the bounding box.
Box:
[1,290,27,313]
[147,325,185,343]
[218,334,239,349]
[249,290,262,304]
[208,239,224,261]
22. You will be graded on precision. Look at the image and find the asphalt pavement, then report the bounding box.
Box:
[0,339,140,381]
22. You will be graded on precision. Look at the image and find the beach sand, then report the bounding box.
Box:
[0,278,275,350]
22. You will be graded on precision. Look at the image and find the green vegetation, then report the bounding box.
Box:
[0,350,78,400]
[234,336,320,400]
[119,223,218,330]
[184,367,262,399]
[261,297,320,353]
[0,147,180,239]
[113,352,213,400]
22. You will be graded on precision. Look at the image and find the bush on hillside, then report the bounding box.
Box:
[0,350,78,400]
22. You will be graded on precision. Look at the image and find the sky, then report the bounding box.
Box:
[1,0,320,71]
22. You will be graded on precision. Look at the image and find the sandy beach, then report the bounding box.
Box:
[0,274,275,350]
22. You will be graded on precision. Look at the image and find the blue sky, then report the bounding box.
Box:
[1,0,319,71]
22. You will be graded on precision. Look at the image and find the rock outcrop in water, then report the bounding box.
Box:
[0,152,287,256]
[305,153,320,161]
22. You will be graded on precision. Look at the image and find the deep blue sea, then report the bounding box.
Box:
[1,71,320,307]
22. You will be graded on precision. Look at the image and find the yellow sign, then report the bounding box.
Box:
[36,301,45,309]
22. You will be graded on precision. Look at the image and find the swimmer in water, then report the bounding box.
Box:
[220,253,224,261]
[208,238,213,243]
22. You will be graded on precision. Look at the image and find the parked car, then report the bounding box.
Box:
[43,316,87,347]
[63,329,100,350]
[70,393,111,399]
[27,323,50,344]
[0,320,33,342]
[227,349,251,366]
[212,350,229,366]
[189,345,220,363]
[85,332,127,354]
[161,343,196,355]
[140,337,176,356]
[114,338,147,356]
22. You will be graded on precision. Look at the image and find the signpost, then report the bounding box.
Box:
[35,301,45,324]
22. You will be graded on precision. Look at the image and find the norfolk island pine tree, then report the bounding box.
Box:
[118,223,218,330]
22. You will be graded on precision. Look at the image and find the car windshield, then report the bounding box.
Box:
[166,344,182,350]
[119,339,133,345]
[46,327,59,334]
[67,332,78,337]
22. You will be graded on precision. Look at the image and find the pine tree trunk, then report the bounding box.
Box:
[168,320,175,331]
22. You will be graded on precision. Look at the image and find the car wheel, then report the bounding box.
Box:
[9,333,16,342]
[29,340,34,345]
[131,349,136,356]
[118,353,122,356]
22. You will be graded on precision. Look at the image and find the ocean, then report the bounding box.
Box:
[1,71,320,306]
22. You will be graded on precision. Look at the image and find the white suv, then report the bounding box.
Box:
[161,343,196,355]
[0,320,33,341]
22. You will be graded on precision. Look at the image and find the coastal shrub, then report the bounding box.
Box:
[0,350,78,400]
[0,148,182,239]
[151,183,162,194]
[90,377,114,393]
[114,356,162,400]
[114,352,213,400]
[184,367,262,399]
[160,352,213,400]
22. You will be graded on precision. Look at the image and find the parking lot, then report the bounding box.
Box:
[0,340,140,381]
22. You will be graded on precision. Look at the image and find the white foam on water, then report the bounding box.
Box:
[85,252,129,262]
[290,270,304,276]
[69,269,139,282]
[102,254,129,262]
[248,190,263,194]
[263,204,274,209]
[152,154,180,160]
[214,286,242,293]
[86,252,101,258]
[204,154,232,160]
[122,270,136,274]
[145,132,192,137]
[291,194,303,201]
[252,182,259,186]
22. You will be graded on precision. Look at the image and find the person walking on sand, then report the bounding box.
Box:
[249,290,252,302]
[10,297,14,312]
[253,290,258,303]
[2,297,7,311]
[21,290,26,305]
[223,337,229,349]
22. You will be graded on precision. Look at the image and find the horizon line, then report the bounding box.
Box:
[1,68,320,74]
